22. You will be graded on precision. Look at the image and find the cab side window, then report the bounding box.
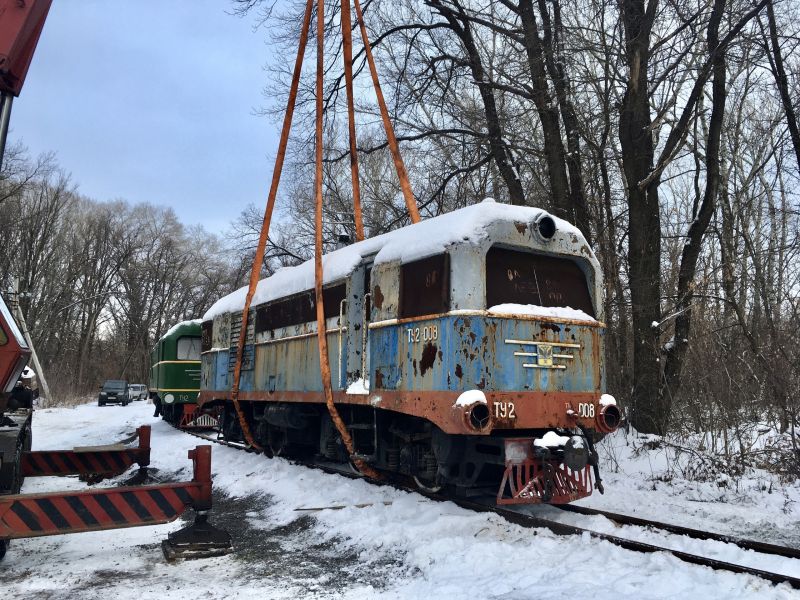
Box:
[400,254,450,318]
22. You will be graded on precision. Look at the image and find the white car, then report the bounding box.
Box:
[128,384,148,402]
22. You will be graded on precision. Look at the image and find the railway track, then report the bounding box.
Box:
[556,503,800,561]
[176,425,800,589]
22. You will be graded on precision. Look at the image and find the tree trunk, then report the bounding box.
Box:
[660,0,727,417]
[619,0,664,434]
[536,0,592,245]
[428,0,527,205]
[765,0,800,175]
[517,0,572,218]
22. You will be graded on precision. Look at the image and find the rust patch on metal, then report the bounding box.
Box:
[420,342,438,376]
[476,377,486,390]
[412,359,418,377]
[374,368,384,389]
[372,285,384,309]
[514,221,528,234]
[200,389,605,435]
[540,323,561,333]
[455,364,463,379]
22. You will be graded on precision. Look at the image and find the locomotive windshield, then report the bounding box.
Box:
[485,247,595,317]
[176,336,202,360]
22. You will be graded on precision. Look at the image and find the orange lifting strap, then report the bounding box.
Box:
[230,0,420,476]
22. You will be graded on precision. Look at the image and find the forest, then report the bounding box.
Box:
[0,0,797,475]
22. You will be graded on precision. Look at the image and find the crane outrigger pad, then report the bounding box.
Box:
[161,512,233,561]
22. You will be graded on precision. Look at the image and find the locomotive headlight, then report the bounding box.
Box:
[535,214,557,241]
[164,393,175,404]
[563,436,589,471]
[596,404,622,433]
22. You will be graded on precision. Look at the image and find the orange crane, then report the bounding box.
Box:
[0,0,231,562]
[0,0,51,171]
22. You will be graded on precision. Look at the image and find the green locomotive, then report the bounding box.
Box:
[149,320,205,427]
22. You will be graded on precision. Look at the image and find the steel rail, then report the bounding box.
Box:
[556,503,800,560]
[173,425,800,589]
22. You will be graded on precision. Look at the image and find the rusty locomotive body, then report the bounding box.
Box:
[199,202,620,503]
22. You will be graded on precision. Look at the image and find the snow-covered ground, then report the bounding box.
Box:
[582,428,800,549]
[2,402,799,599]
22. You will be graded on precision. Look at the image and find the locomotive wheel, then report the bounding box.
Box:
[413,474,443,494]
[267,426,288,457]
[222,412,242,443]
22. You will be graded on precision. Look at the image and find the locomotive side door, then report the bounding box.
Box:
[344,261,372,393]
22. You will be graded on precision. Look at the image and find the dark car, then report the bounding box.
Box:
[98,380,129,406]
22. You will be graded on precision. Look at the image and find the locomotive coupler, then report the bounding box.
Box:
[577,424,604,494]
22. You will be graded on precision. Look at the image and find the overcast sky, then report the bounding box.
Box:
[8,0,279,234]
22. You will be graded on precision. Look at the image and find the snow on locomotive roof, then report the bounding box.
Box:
[163,319,202,338]
[203,201,587,321]
[488,303,596,323]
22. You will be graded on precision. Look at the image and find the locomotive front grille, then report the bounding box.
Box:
[505,339,581,370]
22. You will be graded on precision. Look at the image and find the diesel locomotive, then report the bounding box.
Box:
[198,201,620,503]
[149,320,210,428]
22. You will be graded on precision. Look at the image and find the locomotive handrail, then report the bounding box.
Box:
[361,293,371,382]
[252,326,347,346]
[338,298,347,388]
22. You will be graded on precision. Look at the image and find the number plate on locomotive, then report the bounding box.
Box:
[407,325,438,344]
[494,401,516,419]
